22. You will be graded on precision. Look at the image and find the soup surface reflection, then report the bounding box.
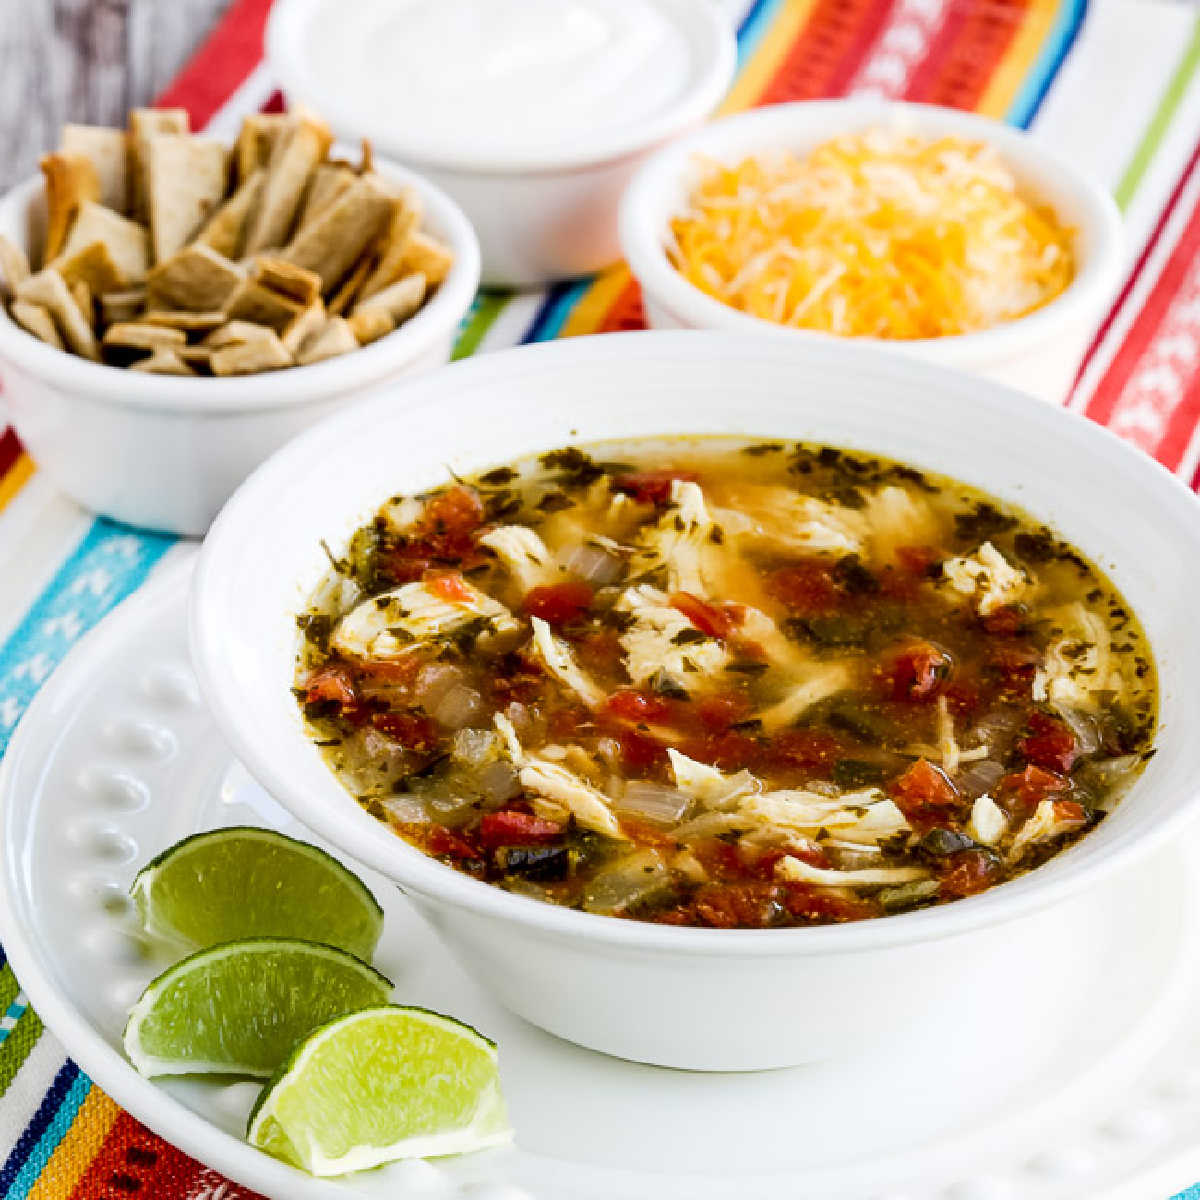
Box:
[296,440,1156,928]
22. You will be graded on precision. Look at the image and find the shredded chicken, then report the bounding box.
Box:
[942,541,1028,616]
[647,480,720,594]
[716,484,866,555]
[1008,798,1086,860]
[775,856,928,887]
[667,749,760,810]
[332,578,518,660]
[757,661,854,731]
[528,616,605,708]
[1033,603,1122,711]
[519,758,625,839]
[615,584,728,692]
[479,526,561,592]
[967,794,1007,846]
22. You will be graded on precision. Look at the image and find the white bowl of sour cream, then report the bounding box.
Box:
[267,0,736,286]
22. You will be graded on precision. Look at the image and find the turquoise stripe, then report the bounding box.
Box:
[524,280,591,342]
[1006,0,1088,128]
[736,0,785,69]
[0,520,174,757]
[4,1073,90,1200]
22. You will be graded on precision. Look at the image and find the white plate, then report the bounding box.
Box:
[4,553,1200,1200]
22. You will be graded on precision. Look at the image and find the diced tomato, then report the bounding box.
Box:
[1017,711,1079,774]
[693,882,787,929]
[981,605,1027,637]
[1053,799,1087,824]
[356,656,423,685]
[478,810,563,849]
[670,591,737,640]
[997,764,1068,814]
[939,849,997,898]
[422,485,485,538]
[425,570,474,604]
[369,709,439,752]
[781,883,880,923]
[602,689,673,725]
[987,645,1041,695]
[522,580,593,626]
[427,825,481,861]
[890,758,960,828]
[376,553,434,584]
[768,562,839,615]
[762,728,842,769]
[690,838,744,882]
[617,728,668,770]
[881,639,951,702]
[617,817,679,850]
[694,692,752,732]
[611,469,698,505]
[896,545,939,575]
[941,680,981,718]
[304,665,357,712]
[679,729,761,771]
[548,703,591,738]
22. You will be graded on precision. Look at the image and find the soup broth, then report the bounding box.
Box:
[296,440,1156,928]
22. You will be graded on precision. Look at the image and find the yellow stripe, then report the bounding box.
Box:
[0,454,35,514]
[720,0,819,116]
[560,265,634,337]
[27,1085,121,1200]
[975,0,1061,118]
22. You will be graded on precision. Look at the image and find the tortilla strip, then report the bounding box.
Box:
[40,153,101,260]
[177,345,214,371]
[100,287,147,324]
[281,174,392,290]
[129,348,195,376]
[57,241,121,296]
[102,321,187,350]
[60,124,129,213]
[296,164,356,238]
[10,300,64,349]
[128,108,189,222]
[144,134,229,263]
[280,299,327,356]
[203,320,278,349]
[394,229,453,287]
[210,331,292,375]
[353,272,425,325]
[244,112,332,254]
[70,281,94,327]
[194,168,264,260]
[0,236,31,298]
[234,113,288,184]
[57,201,149,286]
[347,308,393,345]
[225,278,306,332]
[146,244,244,312]
[358,188,423,300]
[253,257,321,306]
[140,309,227,332]
[16,269,100,360]
[296,316,358,364]
[326,255,373,316]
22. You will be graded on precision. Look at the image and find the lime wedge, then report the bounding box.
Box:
[124,938,392,1077]
[248,1005,512,1175]
[130,827,382,959]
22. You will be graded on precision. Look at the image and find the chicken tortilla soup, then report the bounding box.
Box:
[295,440,1156,928]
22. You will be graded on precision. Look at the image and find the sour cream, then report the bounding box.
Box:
[294,0,708,163]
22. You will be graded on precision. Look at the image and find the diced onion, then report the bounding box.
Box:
[379,794,432,824]
[414,663,463,709]
[1050,703,1101,755]
[957,758,1005,799]
[433,683,483,730]
[478,760,521,803]
[613,781,692,826]
[561,543,624,586]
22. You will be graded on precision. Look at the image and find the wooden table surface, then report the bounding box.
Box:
[0,0,231,192]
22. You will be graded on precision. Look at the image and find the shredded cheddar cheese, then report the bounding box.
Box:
[667,130,1075,339]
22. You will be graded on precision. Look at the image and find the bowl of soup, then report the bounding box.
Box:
[191,332,1200,1069]
[619,100,1123,405]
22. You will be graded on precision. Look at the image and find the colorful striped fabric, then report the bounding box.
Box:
[1,0,1199,1195]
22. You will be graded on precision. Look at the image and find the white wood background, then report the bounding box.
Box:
[0,0,231,191]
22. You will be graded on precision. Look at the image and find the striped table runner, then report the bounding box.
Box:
[2,0,1199,1195]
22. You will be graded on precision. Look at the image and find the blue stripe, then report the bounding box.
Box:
[735,0,784,68]
[0,1062,80,1193]
[519,282,589,344]
[1006,0,1089,129]
[0,519,174,757]
[4,1073,91,1199]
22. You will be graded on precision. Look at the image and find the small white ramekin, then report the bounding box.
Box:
[191,331,1200,1071]
[266,0,736,287]
[0,158,480,537]
[620,100,1124,405]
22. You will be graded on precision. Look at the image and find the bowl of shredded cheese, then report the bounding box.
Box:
[620,100,1122,404]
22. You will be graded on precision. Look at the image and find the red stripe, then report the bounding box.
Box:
[759,0,896,104]
[1084,182,1200,437]
[1156,371,1200,471]
[905,0,1027,110]
[1070,134,1200,397]
[154,0,274,129]
[0,427,22,479]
